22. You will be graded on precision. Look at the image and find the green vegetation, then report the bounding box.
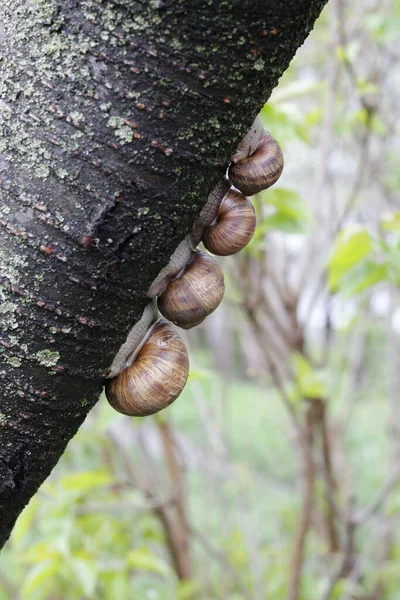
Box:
[0,340,396,599]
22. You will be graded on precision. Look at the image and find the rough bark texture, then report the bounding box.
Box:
[0,0,328,547]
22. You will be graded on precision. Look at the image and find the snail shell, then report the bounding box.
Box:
[228,132,284,196]
[105,319,189,417]
[202,189,256,256]
[158,250,225,329]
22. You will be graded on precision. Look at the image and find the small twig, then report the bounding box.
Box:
[321,496,356,600]
[266,255,291,307]
[156,419,193,581]
[264,345,301,433]
[287,402,317,600]
[335,317,367,431]
[318,401,340,552]
[75,497,176,515]
[241,302,304,437]
[353,464,400,526]
[338,558,363,600]
[186,523,248,595]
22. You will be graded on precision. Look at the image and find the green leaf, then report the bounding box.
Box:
[225,528,250,569]
[264,188,307,216]
[293,353,313,378]
[262,212,305,234]
[346,40,361,62]
[336,40,360,63]
[268,80,324,103]
[328,228,373,290]
[257,188,312,234]
[304,107,324,128]
[60,470,112,493]
[381,212,400,233]
[338,261,388,296]
[259,103,310,144]
[386,247,400,284]
[71,557,97,597]
[188,367,214,381]
[21,560,60,599]
[355,79,379,97]
[106,573,131,598]
[21,542,58,564]
[336,46,346,62]
[178,580,200,600]
[293,353,327,399]
[127,548,170,576]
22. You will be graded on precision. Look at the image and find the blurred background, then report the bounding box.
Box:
[2,0,400,598]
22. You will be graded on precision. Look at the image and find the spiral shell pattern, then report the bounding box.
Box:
[105,319,189,417]
[158,251,225,329]
[228,132,284,196]
[202,189,256,256]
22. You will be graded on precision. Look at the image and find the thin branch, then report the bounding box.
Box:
[321,497,356,600]
[186,523,248,596]
[287,402,317,600]
[353,464,400,526]
[318,401,340,552]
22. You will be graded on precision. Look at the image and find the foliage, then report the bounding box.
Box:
[1,356,398,599]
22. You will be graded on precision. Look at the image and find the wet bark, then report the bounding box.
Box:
[0,0,328,547]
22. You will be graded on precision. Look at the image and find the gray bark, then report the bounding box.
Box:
[0,0,328,547]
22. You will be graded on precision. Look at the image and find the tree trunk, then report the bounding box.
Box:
[0,0,328,547]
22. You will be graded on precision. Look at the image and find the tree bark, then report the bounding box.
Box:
[0,0,328,547]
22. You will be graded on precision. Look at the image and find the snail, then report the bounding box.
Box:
[105,319,189,417]
[228,130,284,197]
[106,116,283,418]
[157,250,225,329]
[202,189,256,256]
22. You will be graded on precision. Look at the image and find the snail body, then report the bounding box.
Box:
[158,250,224,329]
[228,132,284,196]
[202,189,256,256]
[105,319,189,417]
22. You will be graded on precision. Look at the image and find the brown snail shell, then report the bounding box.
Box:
[105,319,189,417]
[202,189,256,256]
[158,250,224,329]
[228,132,284,196]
